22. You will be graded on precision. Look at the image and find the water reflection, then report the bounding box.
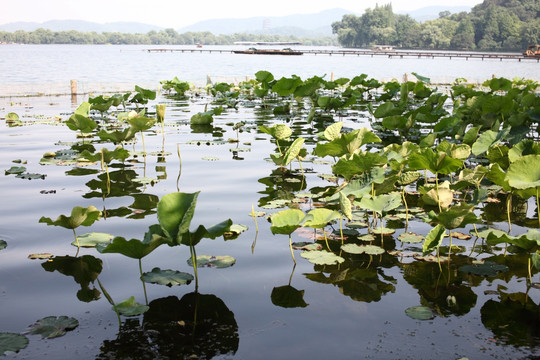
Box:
[98,293,238,359]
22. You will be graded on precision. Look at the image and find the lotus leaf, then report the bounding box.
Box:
[405,306,435,320]
[142,267,194,286]
[422,224,446,255]
[398,232,424,243]
[282,137,305,166]
[71,232,114,248]
[185,219,233,246]
[313,128,381,158]
[96,235,168,259]
[28,253,53,259]
[341,244,384,255]
[271,285,308,308]
[427,203,479,230]
[506,155,540,190]
[459,261,509,277]
[420,185,453,208]
[39,205,101,230]
[300,250,345,265]
[370,227,395,236]
[408,148,463,175]
[471,128,511,156]
[259,124,292,141]
[346,221,368,228]
[5,166,26,175]
[255,70,274,83]
[128,116,156,131]
[0,333,28,355]
[332,152,387,181]
[28,316,79,339]
[270,209,305,235]
[272,76,302,96]
[187,255,236,268]
[486,229,540,252]
[0,240,6,250]
[322,121,343,141]
[339,191,353,221]
[157,192,199,244]
[302,208,340,229]
[359,234,376,242]
[359,192,402,215]
[292,242,322,251]
[113,296,149,316]
[532,252,540,270]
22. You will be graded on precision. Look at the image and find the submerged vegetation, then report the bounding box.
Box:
[1,70,540,357]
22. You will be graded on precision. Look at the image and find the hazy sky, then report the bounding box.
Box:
[2,0,484,28]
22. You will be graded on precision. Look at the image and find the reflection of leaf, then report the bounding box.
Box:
[0,333,28,355]
[113,296,149,316]
[142,267,193,287]
[300,250,345,265]
[405,306,435,320]
[271,285,308,308]
[187,255,236,268]
[28,316,79,338]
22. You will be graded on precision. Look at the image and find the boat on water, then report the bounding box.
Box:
[233,48,303,56]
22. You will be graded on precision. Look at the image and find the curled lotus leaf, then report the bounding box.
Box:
[96,235,168,259]
[0,333,28,355]
[113,296,149,316]
[39,205,101,230]
[142,267,194,287]
[28,316,79,339]
[300,250,345,265]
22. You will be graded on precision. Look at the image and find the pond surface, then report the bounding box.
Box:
[1,74,539,360]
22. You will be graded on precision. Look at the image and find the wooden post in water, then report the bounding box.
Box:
[70,79,77,106]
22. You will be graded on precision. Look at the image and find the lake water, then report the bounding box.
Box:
[0,45,539,359]
[0,44,539,97]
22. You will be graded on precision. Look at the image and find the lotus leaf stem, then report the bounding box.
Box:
[190,244,199,291]
[289,235,296,264]
[506,194,512,233]
[97,277,121,327]
[322,230,330,251]
[72,229,80,248]
[139,258,148,305]
[536,187,539,228]
[402,187,409,230]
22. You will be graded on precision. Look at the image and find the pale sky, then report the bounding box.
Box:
[1,0,484,28]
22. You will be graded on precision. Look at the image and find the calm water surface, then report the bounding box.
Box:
[0,46,539,359]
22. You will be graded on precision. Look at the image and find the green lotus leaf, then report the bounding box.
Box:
[437,141,471,160]
[28,253,53,259]
[332,152,387,181]
[71,232,114,248]
[157,192,199,244]
[408,148,463,175]
[5,112,20,121]
[259,124,292,141]
[420,185,453,208]
[292,242,323,251]
[322,121,343,141]
[419,133,436,148]
[339,191,353,221]
[427,203,479,230]
[508,140,540,163]
[300,250,345,265]
[96,235,168,259]
[39,205,102,230]
[341,244,384,255]
[313,128,381,158]
[128,116,157,131]
[255,70,274,83]
[471,127,511,156]
[462,125,481,145]
[270,209,305,235]
[422,224,446,255]
[5,166,26,175]
[302,208,340,229]
[15,172,46,180]
[142,267,194,286]
[96,128,137,144]
[65,113,98,133]
[190,111,214,125]
[346,221,368,229]
[282,137,305,166]
[405,306,435,320]
[271,285,308,308]
[374,101,403,118]
[272,76,302,96]
[506,155,540,190]
[187,255,236,268]
[0,240,6,250]
[0,333,28,355]
[532,252,540,271]
[359,192,402,215]
[398,232,424,243]
[397,171,421,186]
[486,229,540,252]
[185,219,233,246]
[371,227,396,236]
[459,260,509,277]
[113,296,149,316]
[28,316,79,339]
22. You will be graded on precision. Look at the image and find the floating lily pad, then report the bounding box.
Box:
[346,221,368,228]
[413,254,448,263]
[201,156,219,161]
[249,210,266,217]
[5,166,26,175]
[398,232,424,243]
[113,296,149,316]
[292,242,323,251]
[15,172,46,180]
[459,261,509,277]
[71,232,114,248]
[133,177,157,185]
[358,234,377,242]
[371,227,395,236]
[187,255,236,268]
[28,253,53,260]
[261,199,291,209]
[341,244,385,255]
[142,267,194,287]
[405,306,435,320]
[300,250,345,265]
[0,333,28,355]
[451,231,472,240]
[28,316,79,339]
[0,240,6,251]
